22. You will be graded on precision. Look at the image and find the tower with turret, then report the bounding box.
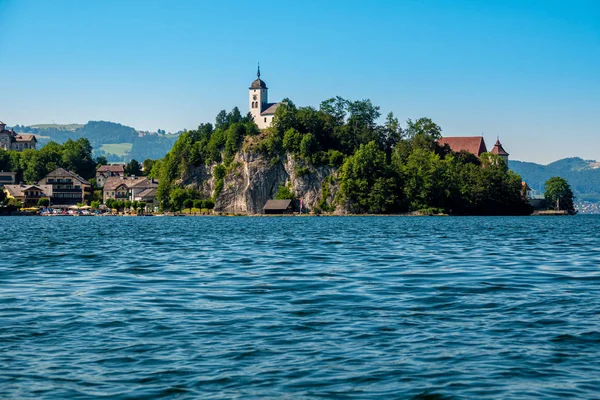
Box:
[248,65,282,129]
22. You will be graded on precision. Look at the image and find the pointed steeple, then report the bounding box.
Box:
[249,63,267,89]
[491,137,509,157]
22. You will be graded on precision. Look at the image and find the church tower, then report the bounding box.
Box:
[249,65,270,129]
[490,138,509,165]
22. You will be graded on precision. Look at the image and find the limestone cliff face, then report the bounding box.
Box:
[178,151,339,214]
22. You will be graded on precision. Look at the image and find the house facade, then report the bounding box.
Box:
[96,164,126,188]
[37,168,92,207]
[3,184,52,207]
[103,176,158,203]
[0,121,37,151]
[134,187,157,211]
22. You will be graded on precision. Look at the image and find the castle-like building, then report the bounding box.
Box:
[0,121,37,151]
[249,66,283,129]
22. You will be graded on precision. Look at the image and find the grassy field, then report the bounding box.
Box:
[99,143,133,156]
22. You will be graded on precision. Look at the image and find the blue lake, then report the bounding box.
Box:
[1,216,600,399]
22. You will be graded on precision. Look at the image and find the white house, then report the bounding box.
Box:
[249,66,283,129]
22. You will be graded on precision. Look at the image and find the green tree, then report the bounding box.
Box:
[275,184,296,201]
[95,156,108,166]
[37,197,50,207]
[124,159,141,176]
[90,200,101,210]
[299,133,316,158]
[142,159,155,175]
[61,138,96,179]
[183,198,193,212]
[544,177,576,214]
[282,128,303,154]
[340,141,398,213]
[170,187,187,211]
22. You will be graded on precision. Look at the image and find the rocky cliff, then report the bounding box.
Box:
[176,151,339,215]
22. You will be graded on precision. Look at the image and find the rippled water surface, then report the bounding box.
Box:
[2,216,600,399]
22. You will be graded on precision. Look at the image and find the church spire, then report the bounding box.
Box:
[257,62,261,79]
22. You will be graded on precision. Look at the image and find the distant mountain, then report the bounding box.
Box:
[12,121,179,162]
[510,157,600,203]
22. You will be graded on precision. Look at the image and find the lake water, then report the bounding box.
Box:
[1,216,600,399]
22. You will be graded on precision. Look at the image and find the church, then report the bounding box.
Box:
[249,66,283,129]
[0,121,37,151]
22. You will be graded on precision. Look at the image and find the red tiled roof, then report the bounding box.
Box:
[97,164,125,173]
[437,136,488,157]
[490,139,509,156]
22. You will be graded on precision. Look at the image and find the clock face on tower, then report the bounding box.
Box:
[253,95,257,100]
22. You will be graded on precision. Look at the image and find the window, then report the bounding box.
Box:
[264,117,267,123]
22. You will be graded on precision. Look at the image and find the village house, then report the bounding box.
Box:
[3,184,52,207]
[103,176,158,203]
[37,167,92,207]
[0,121,37,151]
[0,171,16,186]
[96,164,126,188]
[133,187,157,211]
[249,66,284,129]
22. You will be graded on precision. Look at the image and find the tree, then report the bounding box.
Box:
[544,177,576,214]
[183,198,193,213]
[340,141,398,213]
[169,187,187,211]
[405,118,442,140]
[124,159,141,176]
[37,197,50,208]
[282,128,303,154]
[275,184,296,201]
[95,156,108,166]
[142,159,155,175]
[90,200,101,210]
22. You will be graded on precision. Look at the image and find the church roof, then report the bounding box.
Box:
[249,64,268,89]
[437,136,488,157]
[490,139,509,156]
[261,103,282,116]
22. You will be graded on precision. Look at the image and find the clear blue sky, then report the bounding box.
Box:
[0,0,598,163]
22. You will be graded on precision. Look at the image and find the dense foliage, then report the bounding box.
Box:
[544,177,576,214]
[154,107,258,209]
[0,138,97,183]
[150,97,532,215]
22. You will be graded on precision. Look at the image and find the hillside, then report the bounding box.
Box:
[510,158,600,203]
[12,121,179,162]
[151,101,531,215]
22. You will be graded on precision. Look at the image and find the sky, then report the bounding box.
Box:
[0,0,598,164]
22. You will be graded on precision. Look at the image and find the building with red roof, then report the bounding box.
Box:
[437,136,488,157]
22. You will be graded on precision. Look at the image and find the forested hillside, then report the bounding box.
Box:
[12,121,179,162]
[152,98,531,215]
[510,158,600,203]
